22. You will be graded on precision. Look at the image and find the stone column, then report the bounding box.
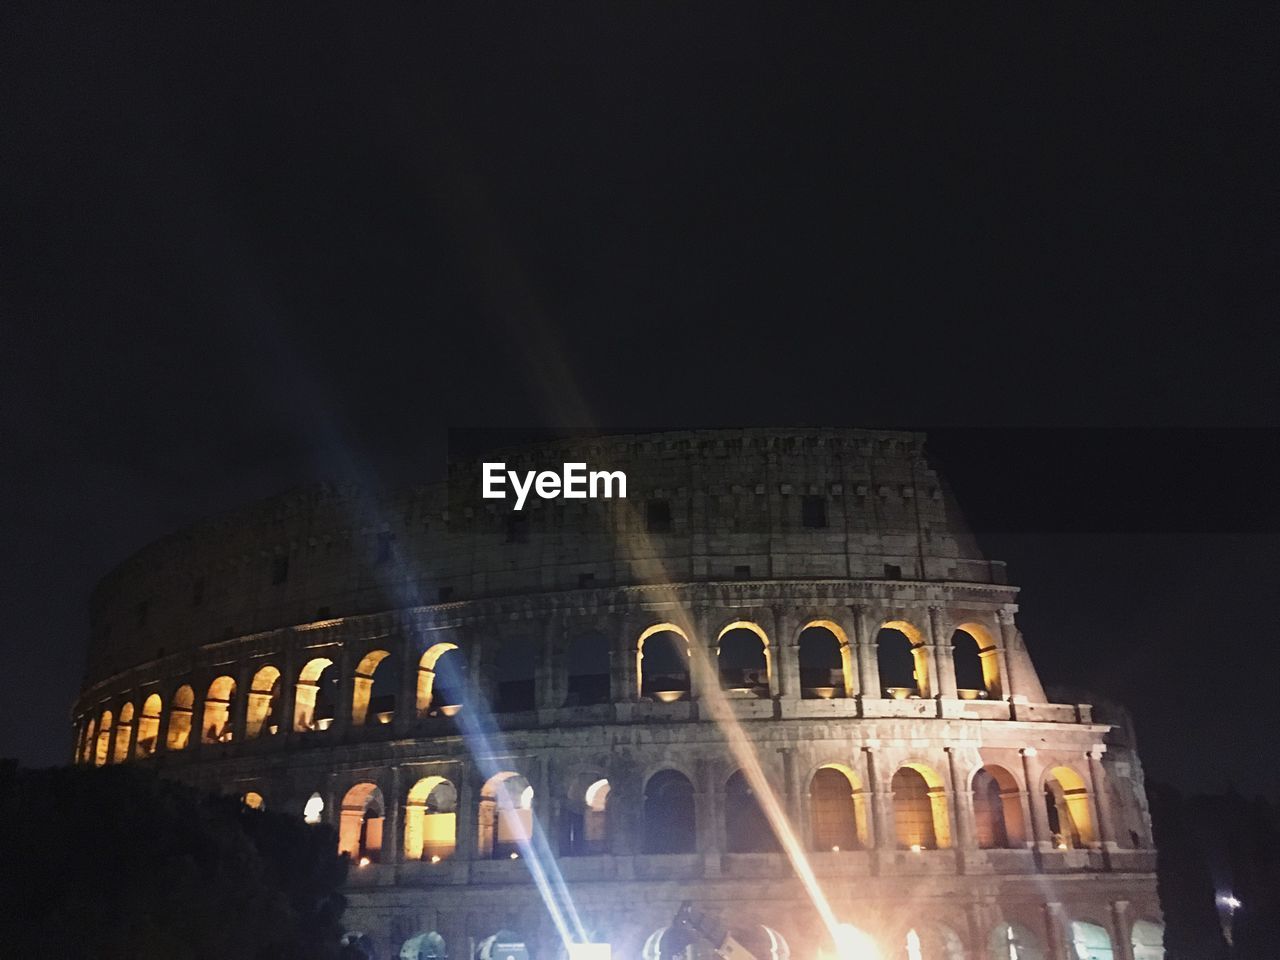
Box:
[279,644,298,743]
[946,747,976,852]
[534,615,562,713]
[395,635,419,735]
[1109,900,1136,960]
[865,746,894,850]
[155,695,171,755]
[852,606,881,702]
[1087,749,1117,860]
[455,764,477,862]
[996,608,1019,700]
[105,708,121,765]
[333,642,354,737]
[384,765,403,866]
[689,612,718,704]
[190,677,207,753]
[616,620,639,703]
[1042,902,1071,960]
[1022,748,1052,851]
[774,606,799,702]
[233,662,253,743]
[929,606,959,699]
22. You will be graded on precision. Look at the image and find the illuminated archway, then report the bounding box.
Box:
[135,693,162,757]
[637,623,691,701]
[166,685,194,750]
[352,649,397,726]
[877,621,929,698]
[294,657,337,732]
[245,665,282,739]
[989,923,1045,960]
[404,776,457,862]
[417,643,465,717]
[643,769,696,853]
[1130,920,1164,960]
[1070,921,1114,960]
[478,771,533,859]
[798,621,853,698]
[954,622,1002,698]
[112,702,135,763]
[338,782,385,863]
[79,716,95,765]
[1045,766,1095,848]
[973,765,1025,848]
[202,675,237,743]
[94,709,113,766]
[717,621,770,698]
[891,763,951,849]
[809,764,869,850]
[561,776,610,856]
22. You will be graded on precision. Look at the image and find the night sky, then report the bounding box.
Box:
[3,6,1277,794]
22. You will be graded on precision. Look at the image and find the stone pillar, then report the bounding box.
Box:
[334,642,354,737]
[774,607,799,702]
[1087,748,1118,859]
[946,747,976,852]
[781,747,806,841]
[1109,900,1136,960]
[929,606,959,699]
[155,696,171,755]
[395,635,419,735]
[104,708,121,765]
[996,608,1019,700]
[1042,902,1071,960]
[1022,748,1052,851]
[233,662,253,743]
[865,746,894,850]
[384,765,403,866]
[534,615,562,712]
[690,613,718,704]
[279,645,298,743]
[617,621,639,703]
[190,677,207,753]
[455,765,477,862]
[852,606,881,702]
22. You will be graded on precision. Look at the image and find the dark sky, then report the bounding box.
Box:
[2,5,1278,793]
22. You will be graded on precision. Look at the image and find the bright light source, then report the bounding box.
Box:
[509,851,520,860]
[909,844,923,853]
[833,923,881,960]
[430,855,442,864]
[1218,894,1242,910]
[567,944,611,960]
[358,856,371,868]
[831,845,840,853]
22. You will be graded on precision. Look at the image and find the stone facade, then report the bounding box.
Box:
[73,429,1163,960]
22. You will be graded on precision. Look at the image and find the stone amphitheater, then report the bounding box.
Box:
[73,428,1164,960]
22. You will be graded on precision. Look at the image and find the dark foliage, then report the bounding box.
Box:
[0,761,349,960]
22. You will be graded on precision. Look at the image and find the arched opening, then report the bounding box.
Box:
[1129,921,1164,960]
[717,622,770,698]
[202,675,237,743]
[401,932,447,960]
[724,770,779,852]
[478,772,533,859]
[242,791,264,810]
[418,642,466,717]
[1069,921,1114,960]
[877,621,929,698]
[493,637,536,713]
[973,765,1026,849]
[564,632,611,706]
[352,649,398,726]
[643,769,696,853]
[891,764,950,849]
[294,657,338,732]
[245,665,282,739]
[953,623,1002,698]
[561,777,610,856]
[638,624,691,702]
[989,923,1045,960]
[404,776,457,862]
[809,764,869,851]
[303,792,325,824]
[338,782,385,863]
[135,693,162,757]
[94,709,113,766]
[166,685,194,750]
[79,717,95,765]
[798,621,852,698]
[1045,766,1095,849]
[903,926,966,960]
[112,702,135,763]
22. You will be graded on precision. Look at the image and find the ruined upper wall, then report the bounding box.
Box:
[86,428,1004,680]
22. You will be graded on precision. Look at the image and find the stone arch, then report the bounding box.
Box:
[809,763,869,850]
[724,769,779,852]
[135,693,162,757]
[564,630,611,706]
[417,642,465,717]
[401,931,447,960]
[338,781,385,863]
[891,762,951,849]
[1129,920,1164,960]
[1044,765,1096,848]
[561,774,611,856]
[112,702,135,763]
[972,764,1026,848]
[166,684,194,750]
[245,664,282,739]
[352,648,397,726]
[642,768,696,853]
[202,675,237,743]
[404,775,457,861]
[1070,921,1115,960]
[798,620,853,698]
[242,791,265,810]
[877,620,930,698]
[478,771,533,859]
[79,716,96,764]
[491,632,537,713]
[94,708,113,766]
[989,923,1045,960]
[294,657,338,732]
[717,621,770,698]
[637,623,691,702]
[953,621,1002,698]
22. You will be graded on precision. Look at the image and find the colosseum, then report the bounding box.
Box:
[73,428,1164,960]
